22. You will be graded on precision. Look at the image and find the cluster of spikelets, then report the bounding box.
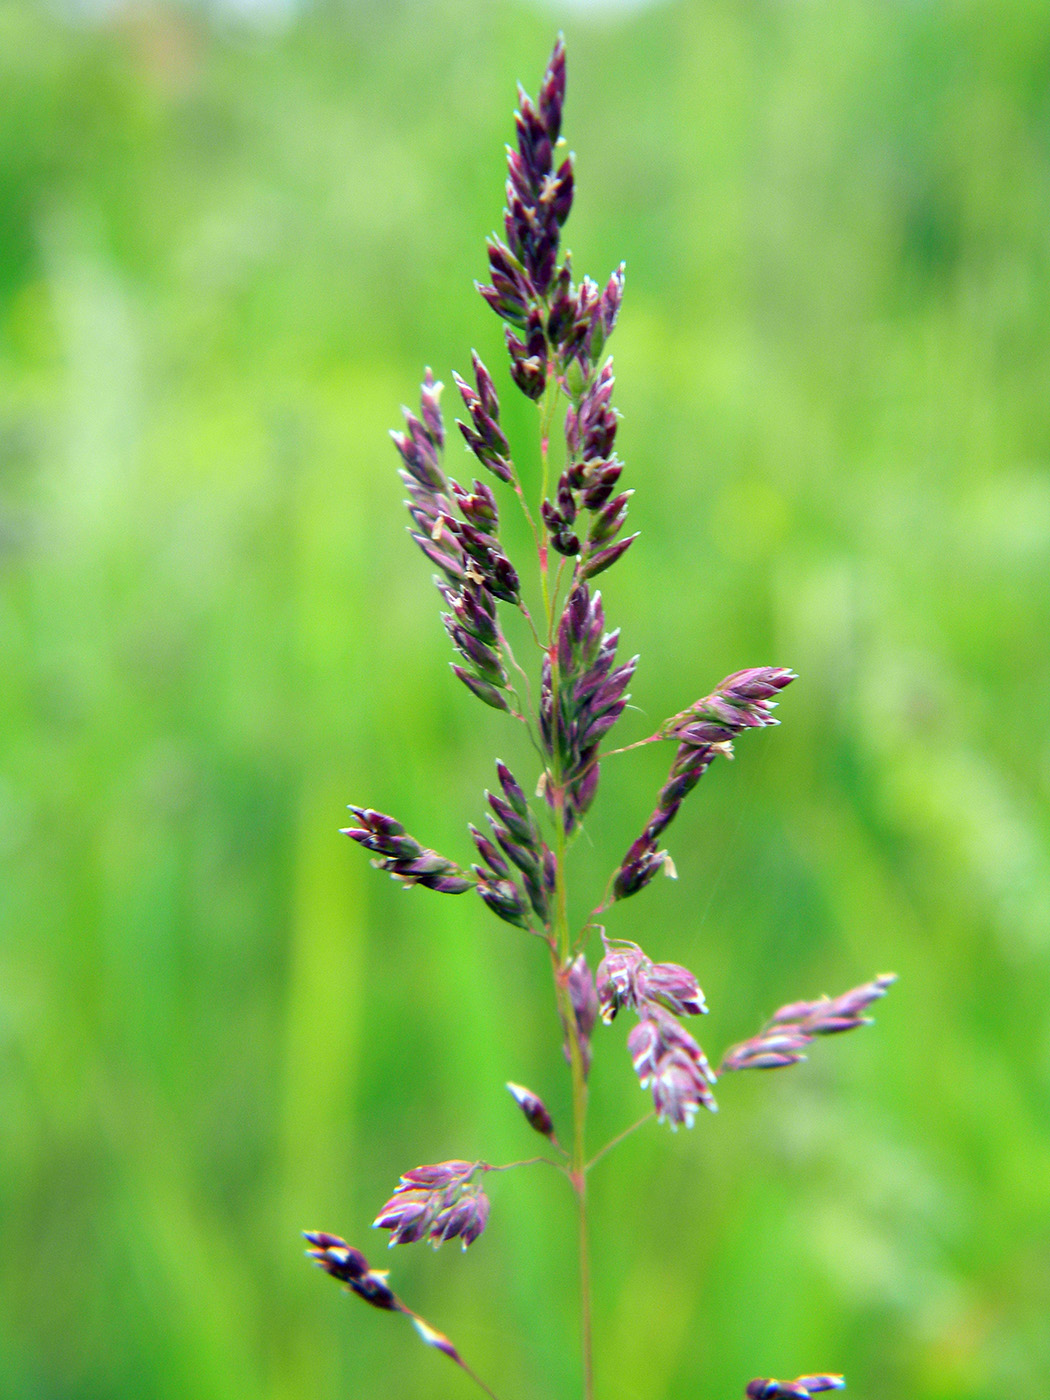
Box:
[372,1161,491,1251]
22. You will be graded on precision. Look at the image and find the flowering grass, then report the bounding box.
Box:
[304,39,894,1400]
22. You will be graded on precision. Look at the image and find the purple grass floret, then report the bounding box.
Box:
[595,941,647,1023]
[305,39,895,1400]
[507,1081,556,1138]
[596,939,708,1025]
[341,808,472,893]
[638,960,708,1018]
[474,870,532,929]
[612,668,797,902]
[455,353,514,482]
[373,1160,490,1252]
[747,1378,846,1400]
[628,1007,717,1128]
[506,313,548,400]
[304,1233,399,1309]
[540,584,637,832]
[562,951,600,1078]
[721,975,898,1075]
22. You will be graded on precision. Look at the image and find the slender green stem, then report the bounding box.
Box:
[401,1306,504,1400]
[601,734,665,758]
[550,787,594,1400]
[518,600,544,650]
[498,622,544,753]
[537,358,593,1400]
[538,373,559,516]
[510,472,541,550]
[585,1112,654,1172]
[481,1155,566,1173]
[577,1186,593,1400]
[549,554,569,640]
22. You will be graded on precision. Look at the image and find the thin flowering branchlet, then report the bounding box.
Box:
[303,1233,502,1400]
[610,665,797,903]
[719,975,899,1074]
[340,808,473,894]
[304,38,896,1400]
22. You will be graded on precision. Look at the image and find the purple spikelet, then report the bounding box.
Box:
[373,1160,490,1252]
[747,1377,846,1399]
[613,668,797,902]
[454,352,513,482]
[303,1233,399,1310]
[341,809,472,894]
[542,583,637,831]
[721,975,897,1074]
[506,1081,556,1138]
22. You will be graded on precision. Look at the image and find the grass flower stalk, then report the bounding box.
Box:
[304,36,895,1400]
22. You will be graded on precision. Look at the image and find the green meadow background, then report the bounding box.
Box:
[4,0,1050,1396]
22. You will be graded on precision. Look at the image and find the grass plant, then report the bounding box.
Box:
[304,41,894,1400]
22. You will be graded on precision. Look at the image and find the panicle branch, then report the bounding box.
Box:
[304,1233,503,1399]
[613,667,797,901]
[596,937,716,1128]
[541,583,637,831]
[393,370,523,714]
[341,808,472,893]
[720,975,897,1073]
[475,37,634,580]
[661,666,797,744]
[469,760,554,929]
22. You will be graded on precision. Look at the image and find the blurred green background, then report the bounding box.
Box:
[4,0,1050,1396]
